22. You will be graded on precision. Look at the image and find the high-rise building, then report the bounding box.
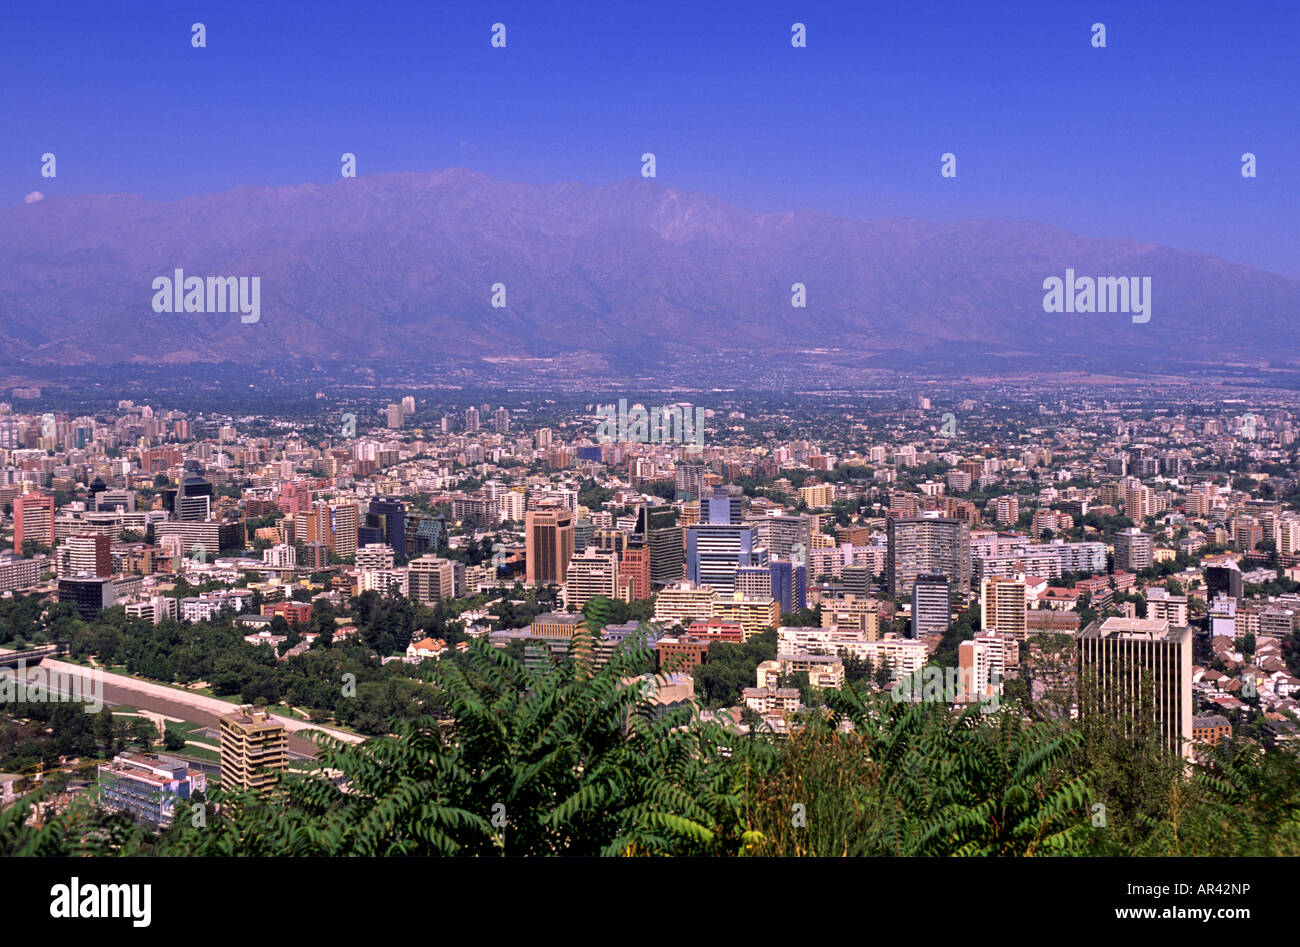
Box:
[1145,587,1189,626]
[316,501,360,559]
[66,533,111,578]
[573,518,594,553]
[770,559,808,615]
[687,521,764,597]
[1204,559,1243,601]
[493,406,510,433]
[1114,528,1153,572]
[699,487,743,525]
[753,514,813,559]
[1077,617,1193,760]
[219,706,288,792]
[409,554,456,605]
[910,573,951,638]
[841,565,872,598]
[174,472,214,522]
[279,481,313,515]
[464,406,480,432]
[564,548,620,611]
[980,575,1027,640]
[674,463,707,501]
[620,544,652,601]
[386,404,405,429]
[886,516,971,597]
[958,633,1008,704]
[13,490,55,552]
[367,497,406,559]
[526,506,575,585]
[636,505,683,589]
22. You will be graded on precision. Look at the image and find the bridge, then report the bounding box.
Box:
[0,646,60,669]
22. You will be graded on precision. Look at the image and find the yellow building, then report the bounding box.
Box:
[219,706,288,793]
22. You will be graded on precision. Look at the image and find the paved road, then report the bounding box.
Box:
[4,652,364,757]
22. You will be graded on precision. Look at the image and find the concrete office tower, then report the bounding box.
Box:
[386,403,404,429]
[636,505,683,589]
[464,406,480,432]
[493,406,510,432]
[1078,617,1193,760]
[910,573,951,638]
[980,575,1027,640]
[887,516,971,597]
[526,506,575,585]
[219,706,288,792]
[1112,528,1153,572]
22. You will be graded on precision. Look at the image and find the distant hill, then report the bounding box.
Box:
[2,168,1297,372]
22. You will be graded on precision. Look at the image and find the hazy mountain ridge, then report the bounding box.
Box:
[1,168,1297,369]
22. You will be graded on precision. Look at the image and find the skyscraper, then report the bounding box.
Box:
[980,575,1027,640]
[219,706,288,792]
[636,505,683,590]
[1114,528,1153,572]
[13,490,54,552]
[564,548,620,611]
[687,521,764,597]
[674,463,707,501]
[1078,617,1193,760]
[526,506,575,585]
[886,516,971,597]
[910,573,951,638]
[465,406,481,432]
[367,496,406,560]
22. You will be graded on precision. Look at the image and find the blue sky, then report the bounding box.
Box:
[4,0,1297,276]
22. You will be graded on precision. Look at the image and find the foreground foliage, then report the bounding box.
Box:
[6,610,1299,856]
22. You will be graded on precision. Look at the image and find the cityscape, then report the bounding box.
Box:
[0,0,1293,923]
[2,381,1298,863]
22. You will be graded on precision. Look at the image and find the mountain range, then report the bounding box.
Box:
[2,168,1297,376]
